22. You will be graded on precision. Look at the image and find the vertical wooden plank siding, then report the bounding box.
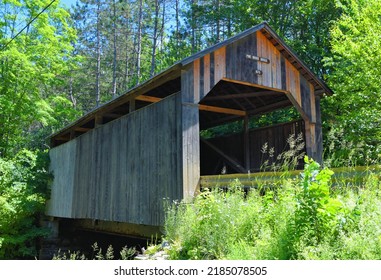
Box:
[304,119,312,158]
[193,58,200,102]
[46,141,76,218]
[181,65,200,199]
[181,66,194,103]
[184,47,227,194]
[285,59,301,107]
[280,56,287,90]
[310,83,316,123]
[300,75,312,121]
[199,57,205,99]
[271,39,282,89]
[226,33,258,85]
[298,75,320,161]
[214,47,226,83]
[200,120,305,174]
[112,119,123,221]
[48,93,182,226]
[181,104,200,198]
[72,131,95,219]
[315,96,323,163]
[210,52,215,88]
[226,41,238,81]
[243,116,250,170]
[192,47,226,103]
[257,32,273,88]
[203,54,211,98]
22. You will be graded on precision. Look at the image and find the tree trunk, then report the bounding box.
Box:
[123,2,130,91]
[69,74,77,108]
[136,0,143,85]
[216,0,220,42]
[96,0,101,107]
[150,0,159,77]
[191,0,196,53]
[112,0,117,98]
[160,0,165,52]
[175,0,180,58]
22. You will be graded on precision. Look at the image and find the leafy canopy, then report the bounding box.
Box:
[323,0,381,164]
[0,0,78,157]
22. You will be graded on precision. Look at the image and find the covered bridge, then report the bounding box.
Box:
[46,22,332,236]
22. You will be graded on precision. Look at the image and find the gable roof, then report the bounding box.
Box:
[50,22,332,145]
[181,22,332,95]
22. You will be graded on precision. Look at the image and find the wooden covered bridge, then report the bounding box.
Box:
[46,22,332,237]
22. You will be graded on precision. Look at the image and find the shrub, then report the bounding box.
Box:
[163,157,381,260]
[0,149,51,259]
[164,178,297,260]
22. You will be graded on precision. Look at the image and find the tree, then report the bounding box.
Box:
[322,0,381,164]
[226,0,341,77]
[0,150,51,259]
[136,0,143,84]
[0,0,78,157]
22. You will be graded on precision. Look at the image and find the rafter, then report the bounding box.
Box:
[136,95,246,116]
[204,91,282,101]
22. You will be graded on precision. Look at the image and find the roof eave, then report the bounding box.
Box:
[260,22,333,96]
[49,63,182,141]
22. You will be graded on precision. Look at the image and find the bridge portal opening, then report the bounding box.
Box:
[198,79,306,176]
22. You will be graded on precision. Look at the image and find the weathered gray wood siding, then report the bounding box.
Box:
[189,31,323,163]
[47,93,182,226]
[200,120,305,174]
[181,67,201,198]
[46,140,76,217]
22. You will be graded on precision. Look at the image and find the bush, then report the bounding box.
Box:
[0,149,51,259]
[164,178,296,260]
[164,157,381,259]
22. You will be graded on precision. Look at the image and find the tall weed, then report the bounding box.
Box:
[164,157,381,259]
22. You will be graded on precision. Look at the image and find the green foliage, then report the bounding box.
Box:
[0,0,78,156]
[322,0,381,165]
[164,157,381,260]
[260,132,305,172]
[291,157,342,255]
[164,178,296,260]
[211,0,342,77]
[53,242,137,260]
[0,149,51,259]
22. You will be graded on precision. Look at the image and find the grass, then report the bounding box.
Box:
[163,157,381,260]
[53,242,137,260]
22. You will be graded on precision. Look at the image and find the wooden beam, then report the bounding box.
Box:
[221,78,288,93]
[248,99,291,116]
[204,91,281,101]
[243,116,250,170]
[201,138,247,173]
[95,115,103,128]
[55,136,70,141]
[129,99,135,112]
[50,64,181,143]
[70,130,76,140]
[284,91,309,121]
[73,127,91,132]
[136,95,162,103]
[137,94,246,116]
[199,104,246,116]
